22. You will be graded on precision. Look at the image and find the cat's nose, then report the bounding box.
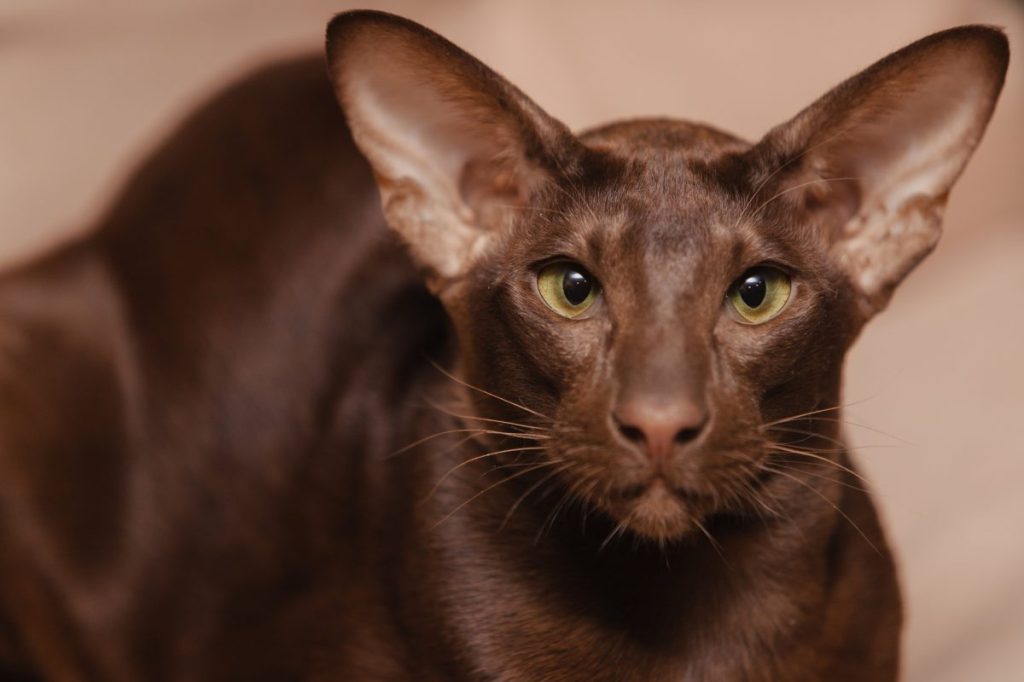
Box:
[613,397,708,461]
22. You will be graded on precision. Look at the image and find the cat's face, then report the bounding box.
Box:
[447,125,858,540]
[327,12,1008,541]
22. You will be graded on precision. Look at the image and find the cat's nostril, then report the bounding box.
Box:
[612,399,708,460]
[674,425,703,445]
[617,422,646,444]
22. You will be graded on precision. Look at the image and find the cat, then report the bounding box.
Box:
[0,9,1007,681]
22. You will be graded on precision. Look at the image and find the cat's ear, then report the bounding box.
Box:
[751,26,1008,317]
[326,11,578,291]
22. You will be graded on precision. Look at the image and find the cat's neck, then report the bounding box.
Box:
[379,404,851,675]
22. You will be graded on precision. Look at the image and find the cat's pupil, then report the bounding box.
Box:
[562,269,592,306]
[739,274,766,308]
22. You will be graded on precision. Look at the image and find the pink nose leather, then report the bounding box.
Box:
[613,397,708,461]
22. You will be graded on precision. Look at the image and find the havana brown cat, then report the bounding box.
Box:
[0,11,1008,681]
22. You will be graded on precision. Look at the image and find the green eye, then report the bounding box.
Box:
[728,266,792,324]
[537,261,599,318]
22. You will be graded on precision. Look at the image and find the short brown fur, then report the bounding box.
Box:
[0,11,1008,681]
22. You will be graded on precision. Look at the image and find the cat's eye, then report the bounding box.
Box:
[727,266,792,324]
[537,261,600,318]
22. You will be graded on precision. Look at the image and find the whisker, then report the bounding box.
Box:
[693,518,730,568]
[780,416,913,445]
[578,477,601,536]
[423,397,549,432]
[766,467,880,555]
[489,459,551,472]
[749,175,860,220]
[547,170,604,230]
[535,465,600,539]
[534,484,576,545]
[763,425,847,449]
[750,471,808,541]
[534,468,601,544]
[430,461,555,530]
[499,461,570,530]
[764,444,873,487]
[427,446,548,500]
[429,359,552,422]
[599,520,629,553]
[761,397,874,429]
[494,202,577,222]
[736,475,783,519]
[760,462,870,495]
[387,427,548,460]
[760,434,898,456]
[740,432,896,461]
[763,425,892,452]
[733,125,858,229]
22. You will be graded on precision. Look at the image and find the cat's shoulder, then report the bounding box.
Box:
[0,246,129,570]
[95,52,380,246]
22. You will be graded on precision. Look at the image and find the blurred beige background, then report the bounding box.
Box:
[2,0,1022,679]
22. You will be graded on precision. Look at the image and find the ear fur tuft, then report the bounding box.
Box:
[752,25,1008,316]
[326,11,577,291]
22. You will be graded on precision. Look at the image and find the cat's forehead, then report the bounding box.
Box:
[575,118,755,232]
[579,118,750,163]
[535,120,768,267]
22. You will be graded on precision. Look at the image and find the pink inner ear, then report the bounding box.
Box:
[331,21,556,211]
[809,39,1004,216]
[459,157,533,230]
[340,50,494,205]
[326,16,574,283]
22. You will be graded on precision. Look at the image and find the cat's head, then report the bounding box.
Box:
[327,12,1008,542]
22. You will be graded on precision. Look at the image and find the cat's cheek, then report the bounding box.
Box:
[712,303,824,392]
[520,314,614,438]
[534,318,609,394]
[463,278,607,414]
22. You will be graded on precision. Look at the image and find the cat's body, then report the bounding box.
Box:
[0,57,404,680]
[0,12,1007,681]
[0,55,901,682]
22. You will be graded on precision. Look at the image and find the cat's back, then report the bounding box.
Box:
[1,53,392,355]
[0,55,438,680]
[97,53,387,323]
[0,54,399,457]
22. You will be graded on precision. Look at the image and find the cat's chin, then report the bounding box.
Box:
[604,479,708,544]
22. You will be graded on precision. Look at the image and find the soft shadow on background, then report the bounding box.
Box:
[1,1,1021,679]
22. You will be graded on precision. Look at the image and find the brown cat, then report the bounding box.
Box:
[0,10,1008,681]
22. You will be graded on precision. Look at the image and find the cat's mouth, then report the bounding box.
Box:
[602,475,716,542]
[611,475,711,504]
